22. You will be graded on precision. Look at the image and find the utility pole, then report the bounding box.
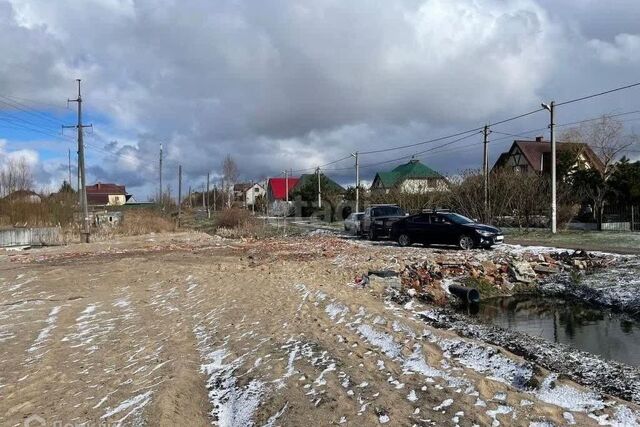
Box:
[206,172,210,218]
[251,180,255,214]
[178,165,182,227]
[63,79,92,243]
[283,170,289,202]
[482,125,491,220]
[159,144,163,206]
[542,101,557,233]
[316,166,322,209]
[202,184,205,208]
[68,149,71,188]
[352,152,359,213]
[188,185,192,208]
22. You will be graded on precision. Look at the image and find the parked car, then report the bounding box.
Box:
[344,212,364,234]
[390,210,503,249]
[360,204,406,240]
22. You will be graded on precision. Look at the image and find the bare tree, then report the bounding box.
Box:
[221,154,239,208]
[562,115,638,229]
[562,115,636,179]
[0,157,34,197]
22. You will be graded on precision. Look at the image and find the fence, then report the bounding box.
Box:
[0,226,63,247]
[585,205,640,231]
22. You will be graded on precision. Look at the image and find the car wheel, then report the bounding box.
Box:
[458,235,475,250]
[368,228,377,241]
[397,233,411,247]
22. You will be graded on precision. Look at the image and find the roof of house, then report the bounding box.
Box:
[86,183,126,194]
[493,139,605,173]
[87,193,110,205]
[3,189,41,201]
[373,159,443,188]
[268,177,300,200]
[293,174,346,193]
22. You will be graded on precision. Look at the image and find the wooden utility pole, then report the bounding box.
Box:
[159,143,163,204]
[68,149,71,188]
[63,79,92,243]
[178,165,182,227]
[283,170,289,202]
[206,173,211,218]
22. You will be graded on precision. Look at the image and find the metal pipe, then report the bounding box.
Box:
[448,285,480,304]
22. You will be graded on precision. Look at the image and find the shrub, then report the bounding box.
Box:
[215,208,251,229]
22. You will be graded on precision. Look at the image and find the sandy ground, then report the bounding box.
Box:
[1,232,639,426]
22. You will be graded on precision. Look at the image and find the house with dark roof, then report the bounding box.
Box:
[491,137,604,174]
[3,189,41,203]
[85,183,131,206]
[371,159,447,193]
[234,182,266,208]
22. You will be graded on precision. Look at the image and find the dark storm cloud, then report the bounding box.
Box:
[1,0,639,198]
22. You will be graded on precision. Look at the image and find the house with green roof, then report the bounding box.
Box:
[370,159,447,193]
[292,173,345,194]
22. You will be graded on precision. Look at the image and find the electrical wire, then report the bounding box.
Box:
[557,82,640,107]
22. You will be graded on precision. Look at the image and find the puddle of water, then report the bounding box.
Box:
[473,296,640,367]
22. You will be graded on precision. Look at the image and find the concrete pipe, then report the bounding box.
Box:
[448,284,480,304]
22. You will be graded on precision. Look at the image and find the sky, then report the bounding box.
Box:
[1,0,640,200]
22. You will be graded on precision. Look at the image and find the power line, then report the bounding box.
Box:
[0,96,65,126]
[557,81,640,107]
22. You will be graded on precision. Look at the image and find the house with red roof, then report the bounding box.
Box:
[267,177,300,202]
[86,182,132,206]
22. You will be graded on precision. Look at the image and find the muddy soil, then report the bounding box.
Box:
[1,232,639,426]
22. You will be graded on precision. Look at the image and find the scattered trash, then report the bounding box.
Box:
[353,274,369,288]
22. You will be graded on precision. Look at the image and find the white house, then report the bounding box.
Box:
[234,183,266,208]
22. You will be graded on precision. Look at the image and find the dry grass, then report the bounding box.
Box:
[215,208,251,229]
[0,195,75,227]
[90,209,176,241]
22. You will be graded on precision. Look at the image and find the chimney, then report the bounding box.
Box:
[535,136,544,142]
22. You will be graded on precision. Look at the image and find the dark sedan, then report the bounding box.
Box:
[390,211,503,249]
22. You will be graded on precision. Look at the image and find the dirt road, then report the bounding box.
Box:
[1,232,638,426]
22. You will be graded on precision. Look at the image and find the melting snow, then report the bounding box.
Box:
[27,306,61,354]
[536,374,604,412]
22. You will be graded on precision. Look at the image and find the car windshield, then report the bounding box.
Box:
[356,213,364,220]
[373,206,404,216]
[441,213,474,225]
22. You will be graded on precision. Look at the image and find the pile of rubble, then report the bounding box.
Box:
[395,249,617,305]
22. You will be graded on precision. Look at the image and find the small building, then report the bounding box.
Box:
[491,137,605,174]
[234,183,266,208]
[371,159,447,194]
[3,190,41,203]
[95,211,123,227]
[267,177,300,202]
[86,183,131,206]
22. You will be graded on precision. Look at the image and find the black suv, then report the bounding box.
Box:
[390,210,503,249]
[360,204,406,240]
